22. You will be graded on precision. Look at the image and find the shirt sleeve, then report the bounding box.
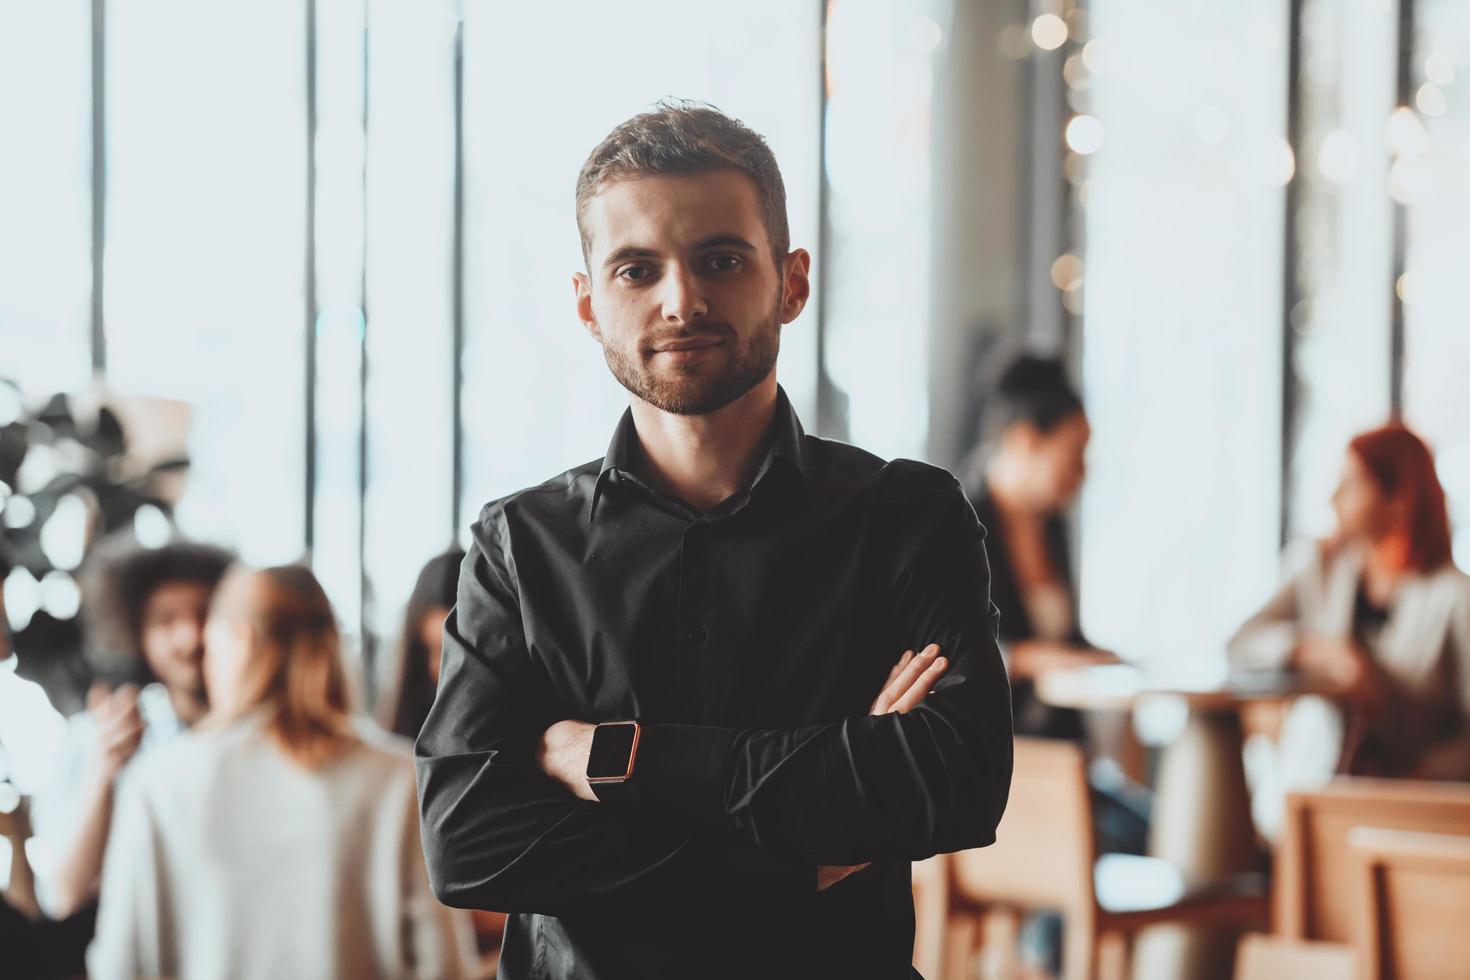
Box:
[414,508,813,917]
[1226,542,1316,670]
[631,473,1015,866]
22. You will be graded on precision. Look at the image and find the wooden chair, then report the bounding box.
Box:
[1233,933,1359,980]
[943,738,1267,980]
[1348,828,1470,980]
[1275,778,1470,942]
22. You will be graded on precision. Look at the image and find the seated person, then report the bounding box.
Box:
[964,355,1119,741]
[30,534,232,920]
[1229,423,1470,837]
[87,564,474,980]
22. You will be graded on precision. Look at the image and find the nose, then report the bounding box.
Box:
[659,264,707,324]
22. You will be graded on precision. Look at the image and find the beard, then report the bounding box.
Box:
[601,298,782,416]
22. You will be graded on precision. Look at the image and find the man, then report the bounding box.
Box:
[30,534,232,920]
[416,101,1013,979]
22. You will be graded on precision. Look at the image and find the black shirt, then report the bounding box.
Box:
[415,386,1013,979]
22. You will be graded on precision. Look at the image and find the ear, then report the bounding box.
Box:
[573,271,601,342]
[778,248,811,324]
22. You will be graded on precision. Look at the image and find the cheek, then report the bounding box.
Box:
[203,627,245,692]
[1337,489,1369,522]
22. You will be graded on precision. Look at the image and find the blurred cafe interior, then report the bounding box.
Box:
[2,0,1469,978]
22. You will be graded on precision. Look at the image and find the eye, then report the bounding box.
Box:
[618,264,654,283]
[706,254,742,273]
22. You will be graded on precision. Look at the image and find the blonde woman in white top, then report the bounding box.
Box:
[88,564,474,980]
[1230,425,1470,836]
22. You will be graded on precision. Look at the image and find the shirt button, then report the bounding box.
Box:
[686,624,708,644]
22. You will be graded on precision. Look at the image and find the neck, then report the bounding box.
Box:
[1362,535,1407,585]
[628,373,779,513]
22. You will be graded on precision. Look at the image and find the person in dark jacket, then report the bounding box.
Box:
[415,100,1014,980]
[963,355,1117,741]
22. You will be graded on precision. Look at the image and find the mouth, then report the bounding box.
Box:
[652,338,724,361]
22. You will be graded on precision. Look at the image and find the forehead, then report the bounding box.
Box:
[582,170,769,259]
[145,578,213,611]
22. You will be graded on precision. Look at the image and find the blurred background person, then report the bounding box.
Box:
[29,534,233,921]
[376,549,463,740]
[88,563,473,980]
[1230,424,1470,836]
[964,355,1119,741]
[374,547,506,971]
[961,354,1145,974]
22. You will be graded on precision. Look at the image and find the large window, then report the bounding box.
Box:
[0,1,92,395]
[1403,0,1470,567]
[1285,0,1399,540]
[822,0,942,460]
[104,0,307,567]
[1074,0,1289,669]
[361,0,457,644]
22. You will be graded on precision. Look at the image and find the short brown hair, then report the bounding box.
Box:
[575,99,790,267]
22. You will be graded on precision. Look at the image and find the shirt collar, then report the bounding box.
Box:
[588,384,810,522]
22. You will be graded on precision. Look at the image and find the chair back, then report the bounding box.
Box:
[950,737,1096,916]
[1233,933,1359,980]
[1350,828,1470,980]
[1275,778,1470,941]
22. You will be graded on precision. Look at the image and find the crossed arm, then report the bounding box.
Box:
[537,643,953,892]
[414,481,1013,916]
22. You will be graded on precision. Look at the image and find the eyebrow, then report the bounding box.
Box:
[601,234,760,270]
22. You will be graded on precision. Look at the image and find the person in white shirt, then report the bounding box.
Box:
[88,563,473,980]
[30,534,232,920]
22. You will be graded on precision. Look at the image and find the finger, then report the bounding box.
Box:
[886,644,940,698]
[872,645,939,715]
[870,651,914,713]
[869,651,916,713]
[101,720,145,751]
[110,684,140,713]
[87,681,113,713]
[884,650,915,687]
[890,656,948,714]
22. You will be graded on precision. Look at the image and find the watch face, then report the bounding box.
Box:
[587,722,639,780]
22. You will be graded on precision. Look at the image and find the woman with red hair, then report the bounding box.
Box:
[1230,424,1470,835]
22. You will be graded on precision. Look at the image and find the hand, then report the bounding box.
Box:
[536,719,598,801]
[816,862,869,892]
[1009,641,1118,680]
[87,682,145,781]
[869,643,948,715]
[1295,636,1383,706]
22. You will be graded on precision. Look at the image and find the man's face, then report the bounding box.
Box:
[140,579,212,698]
[574,170,809,415]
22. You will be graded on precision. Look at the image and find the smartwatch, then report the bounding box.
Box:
[586,720,641,803]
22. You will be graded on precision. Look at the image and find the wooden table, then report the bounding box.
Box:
[1036,665,1321,980]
